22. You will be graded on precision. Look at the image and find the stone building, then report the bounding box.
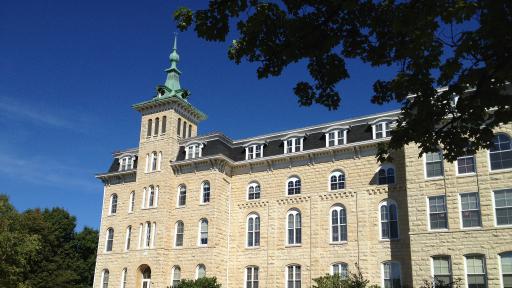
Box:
[93,37,512,288]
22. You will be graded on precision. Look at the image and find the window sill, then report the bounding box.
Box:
[379,238,400,242]
[460,226,482,230]
[455,172,476,177]
[495,224,512,228]
[247,198,261,201]
[107,213,116,217]
[285,244,302,248]
[329,241,348,245]
[424,176,445,181]
[197,244,208,248]
[489,168,512,174]
[329,188,346,192]
[176,206,186,209]
[199,203,210,206]
[245,246,260,250]
[173,246,183,249]
[428,228,449,232]
[286,193,302,197]
[141,207,157,210]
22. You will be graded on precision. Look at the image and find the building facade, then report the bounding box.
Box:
[93,38,512,288]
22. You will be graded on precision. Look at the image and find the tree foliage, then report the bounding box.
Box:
[174,0,512,162]
[171,276,222,288]
[0,194,98,288]
[312,264,380,288]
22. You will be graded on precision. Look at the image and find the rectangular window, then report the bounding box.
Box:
[460,193,481,228]
[425,151,444,178]
[287,265,301,288]
[328,131,337,147]
[382,262,401,288]
[326,130,345,147]
[374,122,391,139]
[286,139,294,153]
[433,256,452,286]
[501,253,512,288]
[185,144,201,159]
[246,266,259,288]
[495,189,512,226]
[332,263,348,279]
[246,145,263,160]
[429,196,448,229]
[466,255,487,288]
[457,154,476,174]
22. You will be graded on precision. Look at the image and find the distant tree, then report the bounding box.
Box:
[174,1,512,162]
[171,277,222,288]
[312,264,380,288]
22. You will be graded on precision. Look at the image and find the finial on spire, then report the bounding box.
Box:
[164,33,182,92]
[173,32,178,50]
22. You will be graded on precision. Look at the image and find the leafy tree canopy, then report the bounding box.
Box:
[172,276,222,288]
[174,0,512,162]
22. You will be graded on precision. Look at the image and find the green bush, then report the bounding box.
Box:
[171,277,222,288]
[312,264,380,288]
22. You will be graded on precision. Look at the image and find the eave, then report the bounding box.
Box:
[132,96,207,121]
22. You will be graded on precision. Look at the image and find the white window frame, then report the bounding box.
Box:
[329,171,346,191]
[247,182,261,200]
[499,252,512,288]
[105,228,114,252]
[128,191,135,213]
[325,129,348,147]
[431,256,452,287]
[143,221,153,249]
[427,195,448,230]
[146,186,158,208]
[246,213,260,248]
[185,143,203,159]
[245,266,259,288]
[489,133,512,172]
[455,154,476,176]
[372,121,392,139]
[379,200,399,240]
[286,264,301,288]
[119,156,134,171]
[150,152,158,172]
[120,268,127,288]
[174,221,184,248]
[464,254,487,288]
[200,181,211,204]
[381,261,401,288]
[286,209,301,246]
[196,264,206,279]
[331,262,348,278]
[493,189,512,227]
[284,137,304,154]
[424,150,445,179]
[198,218,208,246]
[101,269,109,288]
[286,176,301,196]
[330,205,347,243]
[124,226,131,251]
[171,266,181,287]
[109,194,118,215]
[177,185,187,207]
[459,192,481,229]
[246,144,264,160]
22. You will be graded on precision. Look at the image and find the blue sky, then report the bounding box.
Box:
[0,0,399,230]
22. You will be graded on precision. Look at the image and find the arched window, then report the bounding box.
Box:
[144,221,152,248]
[499,252,512,288]
[196,264,206,279]
[382,261,401,288]
[198,218,208,246]
[101,269,109,288]
[380,200,399,240]
[248,182,261,200]
[125,226,131,251]
[178,185,186,207]
[331,262,348,278]
[120,268,127,288]
[246,266,259,288]
[182,121,187,138]
[151,152,158,171]
[286,264,301,288]
[188,124,192,138]
[330,205,347,243]
[141,266,151,288]
[109,194,118,215]
[432,256,452,286]
[490,133,512,170]
[177,118,181,136]
[201,181,211,204]
[378,165,396,185]
[154,117,160,135]
[287,209,301,245]
[148,186,156,208]
[287,177,301,196]
[175,221,184,247]
[147,119,152,137]
[157,152,162,171]
[161,116,167,134]
[247,213,260,247]
[465,255,487,288]
[129,191,135,213]
[330,171,345,191]
[105,228,114,252]
[171,266,181,287]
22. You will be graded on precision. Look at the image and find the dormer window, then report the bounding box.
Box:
[246,144,264,160]
[185,143,202,159]
[284,138,303,154]
[372,121,392,139]
[119,156,134,171]
[324,128,347,147]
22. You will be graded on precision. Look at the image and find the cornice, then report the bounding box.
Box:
[237,200,269,209]
[318,190,356,200]
[276,195,311,206]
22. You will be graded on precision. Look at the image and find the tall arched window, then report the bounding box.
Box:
[330,205,347,243]
[246,266,259,288]
[201,181,211,204]
[105,228,114,252]
[109,194,118,215]
[141,266,151,288]
[177,118,182,136]
[175,221,184,247]
[465,255,487,288]
[148,186,156,208]
[378,166,396,185]
[161,116,167,134]
[287,177,301,195]
[101,269,109,288]
[120,268,127,288]
[196,264,206,279]
[147,119,152,137]
[182,121,187,138]
[198,219,208,246]
[380,200,399,240]
[154,117,160,135]
[171,266,181,287]
[330,171,346,191]
[188,124,192,138]
[151,152,158,171]
[287,209,301,245]
[247,213,260,247]
[129,191,135,213]
[144,221,152,248]
[500,252,512,288]
[248,182,261,200]
[490,133,512,170]
[178,185,186,207]
[331,262,348,278]
[286,265,301,288]
[125,226,131,251]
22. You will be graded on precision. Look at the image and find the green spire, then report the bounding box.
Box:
[164,33,181,91]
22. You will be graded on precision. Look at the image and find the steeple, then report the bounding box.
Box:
[164,33,181,92]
